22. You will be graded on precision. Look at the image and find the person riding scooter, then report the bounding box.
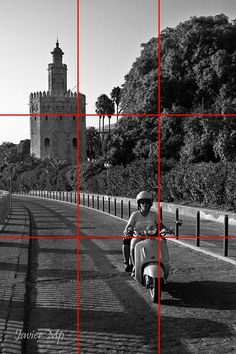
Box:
[122,191,166,274]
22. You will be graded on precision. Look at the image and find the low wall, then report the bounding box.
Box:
[0,191,10,224]
[160,202,236,226]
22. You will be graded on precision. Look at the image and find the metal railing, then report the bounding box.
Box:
[160,206,231,258]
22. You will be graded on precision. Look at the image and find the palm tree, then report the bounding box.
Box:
[110,86,122,122]
[95,94,114,141]
[86,127,102,160]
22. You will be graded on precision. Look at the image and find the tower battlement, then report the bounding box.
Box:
[29,90,82,99]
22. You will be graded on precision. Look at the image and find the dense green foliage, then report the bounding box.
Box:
[120,14,236,114]
[161,116,236,210]
[161,14,236,112]
[121,38,158,114]
[81,116,157,198]
[0,140,76,192]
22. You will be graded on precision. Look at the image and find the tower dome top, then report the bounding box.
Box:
[51,39,64,56]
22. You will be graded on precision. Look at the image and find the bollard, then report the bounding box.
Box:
[114,199,117,216]
[128,201,131,218]
[160,206,162,223]
[92,195,94,208]
[196,211,200,247]
[75,193,77,204]
[121,200,123,219]
[175,208,179,239]
[224,214,229,257]
[102,196,105,212]
[97,196,99,210]
[108,197,110,214]
[87,195,90,207]
[83,194,85,206]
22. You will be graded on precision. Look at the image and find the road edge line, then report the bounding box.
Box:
[168,238,236,265]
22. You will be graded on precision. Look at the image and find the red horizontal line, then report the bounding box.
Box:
[165,235,236,239]
[0,235,235,239]
[0,113,159,117]
[161,113,236,117]
[1,113,236,117]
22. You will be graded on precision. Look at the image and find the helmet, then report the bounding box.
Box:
[136,191,152,203]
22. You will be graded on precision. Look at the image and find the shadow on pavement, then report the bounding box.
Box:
[163,281,236,310]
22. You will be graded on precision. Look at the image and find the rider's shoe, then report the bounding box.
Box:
[124,263,133,272]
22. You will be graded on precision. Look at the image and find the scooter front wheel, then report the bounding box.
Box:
[149,277,159,303]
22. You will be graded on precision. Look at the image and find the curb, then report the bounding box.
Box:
[168,238,236,266]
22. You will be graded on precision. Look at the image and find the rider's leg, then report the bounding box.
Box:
[130,238,142,270]
[122,238,132,271]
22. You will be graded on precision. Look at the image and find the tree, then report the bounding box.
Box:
[160,14,236,112]
[110,86,122,121]
[121,38,158,114]
[103,117,157,166]
[86,127,102,160]
[95,94,115,141]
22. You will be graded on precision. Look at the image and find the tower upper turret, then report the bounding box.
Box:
[48,40,67,95]
[51,39,64,66]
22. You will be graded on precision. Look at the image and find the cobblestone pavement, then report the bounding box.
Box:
[11,196,76,236]
[80,237,158,353]
[25,237,77,354]
[0,237,28,354]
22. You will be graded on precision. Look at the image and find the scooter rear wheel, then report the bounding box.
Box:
[149,277,159,303]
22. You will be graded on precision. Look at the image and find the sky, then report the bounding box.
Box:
[1,0,236,144]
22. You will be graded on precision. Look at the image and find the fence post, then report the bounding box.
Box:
[87,195,90,208]
[92,195,94,208]
[75,193,77,204]
[128,201,131,218]
[175,208,179,239]
[114,198,116,216]
[196,211,200,247]
[121,200,123,219]
[160,206,162,223]
[102,197,105,212]
[108,197,110,214]
[97,196,99,210]
[224,214,229,257]
[83,194,85,206]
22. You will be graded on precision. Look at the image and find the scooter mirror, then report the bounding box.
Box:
[175,219,183,226]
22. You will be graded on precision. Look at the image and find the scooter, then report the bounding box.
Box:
[130,221,182,303]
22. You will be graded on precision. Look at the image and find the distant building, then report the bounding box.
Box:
[29,40,86,163]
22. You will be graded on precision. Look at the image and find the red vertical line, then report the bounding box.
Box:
[77,237,80,354]
[157,1,161,354]
[76,1,80,353]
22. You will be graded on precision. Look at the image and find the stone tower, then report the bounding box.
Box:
[29,40,86,163]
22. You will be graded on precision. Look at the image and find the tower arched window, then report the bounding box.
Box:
[45,115,48,120]
[44,138,50,147]
[73,138,77,148]
[73,115,75,121]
